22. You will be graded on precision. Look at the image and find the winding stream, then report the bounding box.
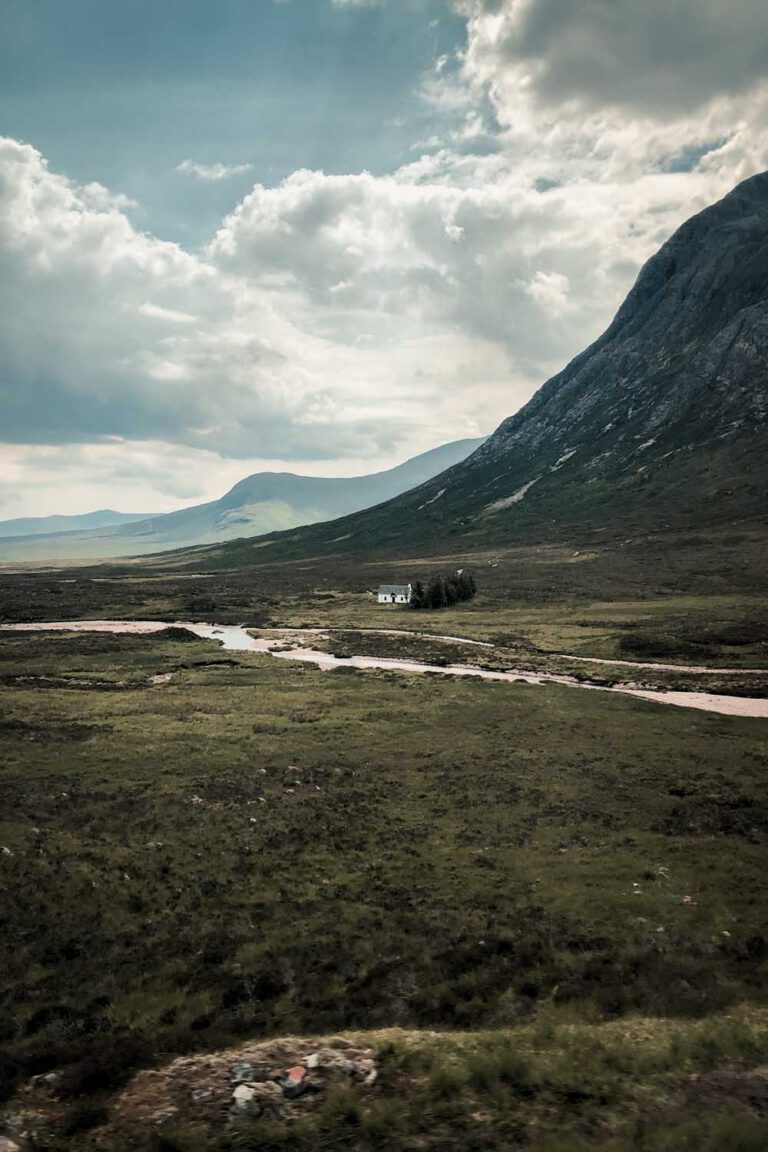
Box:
[2,620,767,719]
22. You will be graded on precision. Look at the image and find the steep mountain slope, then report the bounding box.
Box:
[0,509,151,538]
[0,438,484,561]
[201,172,768,568]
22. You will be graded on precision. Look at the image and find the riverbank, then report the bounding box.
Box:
[3,620,768,717]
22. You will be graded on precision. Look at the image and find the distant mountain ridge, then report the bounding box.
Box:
[0,509,151,539]
[0,438,485,561]
[193,172,768,567]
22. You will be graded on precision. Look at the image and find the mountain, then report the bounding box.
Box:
[0,509,151,538]
[197,172,768,569]
[0,438,485,561]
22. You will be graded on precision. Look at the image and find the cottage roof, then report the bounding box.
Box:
[378,584,411,595]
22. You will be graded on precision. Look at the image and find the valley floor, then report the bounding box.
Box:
[1,551,767,1149]
[3,618,768,717]
[0,599,764,1147]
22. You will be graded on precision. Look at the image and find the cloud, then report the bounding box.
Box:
[0,137,504,477]
[210,165,594,369]
[454,0,768,118]
[0,137,416,461]
[177,159,254,181]
[525,270,570,317]
[444,0,768,191]
[138,302,197,324]
[331,0,382,7]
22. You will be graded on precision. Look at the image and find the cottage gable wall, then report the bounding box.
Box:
[377,583,412,605]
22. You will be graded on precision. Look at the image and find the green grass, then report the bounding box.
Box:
[67,1010,768,1150]
[1,632,767,1104]
[1,604,767,1150]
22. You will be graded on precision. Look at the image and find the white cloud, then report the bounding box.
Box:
[177,159,254,181]
[0,137,417,462]
[0,137,506,494]
[525,270,570,317]
[138,302,197,324]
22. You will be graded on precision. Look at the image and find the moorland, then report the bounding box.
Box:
[1,536,768,1150]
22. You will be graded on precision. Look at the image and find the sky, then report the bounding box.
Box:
[1,0,768,518]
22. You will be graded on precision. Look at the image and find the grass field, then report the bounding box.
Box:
[55,1011,768,1150]
[1,623,767,1147]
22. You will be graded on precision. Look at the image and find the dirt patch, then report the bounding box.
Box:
[0,718,109,741]
[0,674,127,691]
[683,1066,768,1113]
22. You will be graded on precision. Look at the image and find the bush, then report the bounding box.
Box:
[466,1045,535,1096]
[318,1085,362,1126]
[57,1033,155,1098]
[61,1101,110,1136]
[0,1051,21,1101]
[429,1059,468,1098]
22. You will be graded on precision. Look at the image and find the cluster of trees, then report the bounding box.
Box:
[410,571,477,610]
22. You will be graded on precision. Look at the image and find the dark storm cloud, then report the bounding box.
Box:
[463,0,768,116]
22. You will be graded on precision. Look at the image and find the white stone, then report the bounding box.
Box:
[232,1084,257,1108]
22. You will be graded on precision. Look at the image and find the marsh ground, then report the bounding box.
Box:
[1,545,767,1149]
[1,622,767,1148]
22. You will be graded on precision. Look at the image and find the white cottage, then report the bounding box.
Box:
[378,583,412,605]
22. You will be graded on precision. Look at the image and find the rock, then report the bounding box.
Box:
[276,1065,309,1099]
[359,1060,378,1085]
[105,1036,379,1143]
[230,1061,254,1083]
[29,1071,60,1088]
[0,1139,20,1152]
[302,1048,356,1078]
[232,1084,259,1111]
[229,1080,284,1116]
[248,1081,285,1111]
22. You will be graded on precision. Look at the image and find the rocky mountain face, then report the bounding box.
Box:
[477,171,768,486]
[217,172,768,565]
[0,438,484,561]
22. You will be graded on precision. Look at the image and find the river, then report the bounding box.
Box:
[1,620,767,719]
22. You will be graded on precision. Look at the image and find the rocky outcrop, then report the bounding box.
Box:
[481,171,768,470]
[98,1035,379,1146]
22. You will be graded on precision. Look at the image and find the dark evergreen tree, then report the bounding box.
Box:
[426,575,448,609]
[454,571,477,602]
[409,580,426,610]
[411,572,477,609]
